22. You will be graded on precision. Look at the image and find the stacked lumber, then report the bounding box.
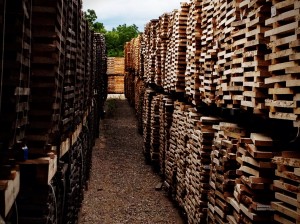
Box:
[208,122,245,224]
[135,78,145,133]
[142,88,156,160]
[0,0,31,152]
[171,3,190,93]
[272,153,300,224]
[155,13,170,86]
[150,95,161,164]
[143,20,159,84]
[216,0,243,109]
[185,0,202,106]
[264,0,300,127]
[234,133,276,223]
[184,115,220,224]
[164,10,176,92]
[240,1,272,113]
[28,0,67,152]
[93,33,107,119]
[199,0,218,105]
[165,101,189,195]
[124,42,132,71]
[107,57,125,75]
[159,95,174,175]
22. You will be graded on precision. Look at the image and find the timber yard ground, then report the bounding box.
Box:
[79,94,184,224]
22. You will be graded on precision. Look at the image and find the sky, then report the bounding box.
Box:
[82,0,183,32]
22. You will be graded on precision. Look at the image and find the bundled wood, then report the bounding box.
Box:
[185,0,202,106]
[272,153,300,224]
[216,0,244,109]
[135,78,145,133]
[234,133,277,223]
[143,20,159,84]
[159,95,174,176]
[208,122,245,224]
[184,115,220,224]
[107,57,125,75]
[199,0,218,105]
[155,13,170,86]
[142,88,156,160]
[150,95,161,164]
[264,0,300,127]
[240,0,272,113]
[0,0,32,150]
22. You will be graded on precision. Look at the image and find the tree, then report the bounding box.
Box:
[84,9,97,29]
[93,22,106,34]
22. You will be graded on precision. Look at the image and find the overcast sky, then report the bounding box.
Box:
[82,0,183,32]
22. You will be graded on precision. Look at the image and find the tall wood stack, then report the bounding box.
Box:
[155,14,170,87]
[184,115,219,223]
[0,0,107,222]
[185,0,202,106]
[124,0,300,223]
[264,0,300,127]
[150,95,161,164]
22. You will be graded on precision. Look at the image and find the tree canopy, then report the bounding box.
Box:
[84,9,139,57]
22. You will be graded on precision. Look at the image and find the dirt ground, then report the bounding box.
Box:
[79,95,184,224]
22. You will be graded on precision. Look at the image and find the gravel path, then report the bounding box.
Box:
[79,96,184,224]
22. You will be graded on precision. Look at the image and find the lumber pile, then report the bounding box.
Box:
[185,0,202,105]
[150,95,161,164]
[264,0,300,127]
[107,57,125,75]
[208,122,245,224]
[184,115,220,223]
[234,133,276,223]
[159,96,174,176]
[272,153,300,224]
[143,88,156,160]
[0,0,31,149]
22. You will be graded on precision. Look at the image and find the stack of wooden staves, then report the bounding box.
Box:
[272,153,300,224]
[235,133,276,223]
[143,88,156,160]
[185,115,220,223]
[185,0,202,106]
[264,0,300,127]
[158,95,174,175]
[150,95,161,164]
[208,122,245,224]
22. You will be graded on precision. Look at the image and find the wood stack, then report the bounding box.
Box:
[216,0,243,109]
[272,153,300,224]
[240,0,272,113]
[264,0,300,127]
[0,0,31,152]
[155,13,170,87]
[135,78,145,133]
[234,133,276,223]
[143,88,156,160]
[172,3,190,93]
[208,122,245,224]
[165,101,182,193]
[184,115,220,223]
[159,95,174,175]
[143,20,159,84]
[174,103,192,208]
[185,0,202,106]
[28,0,67,152]
[107,57,124,94]
[199,0,218,105]
[150,95,161,164]
[164,10,177,92]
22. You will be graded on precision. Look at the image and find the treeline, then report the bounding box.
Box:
[85,9,139,57]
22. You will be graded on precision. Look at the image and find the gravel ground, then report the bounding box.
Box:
[79,96,184,224]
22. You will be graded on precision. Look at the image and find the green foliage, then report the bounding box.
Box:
[105,24,139,57]
[84,9,140,57]
[84,9,97,29]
